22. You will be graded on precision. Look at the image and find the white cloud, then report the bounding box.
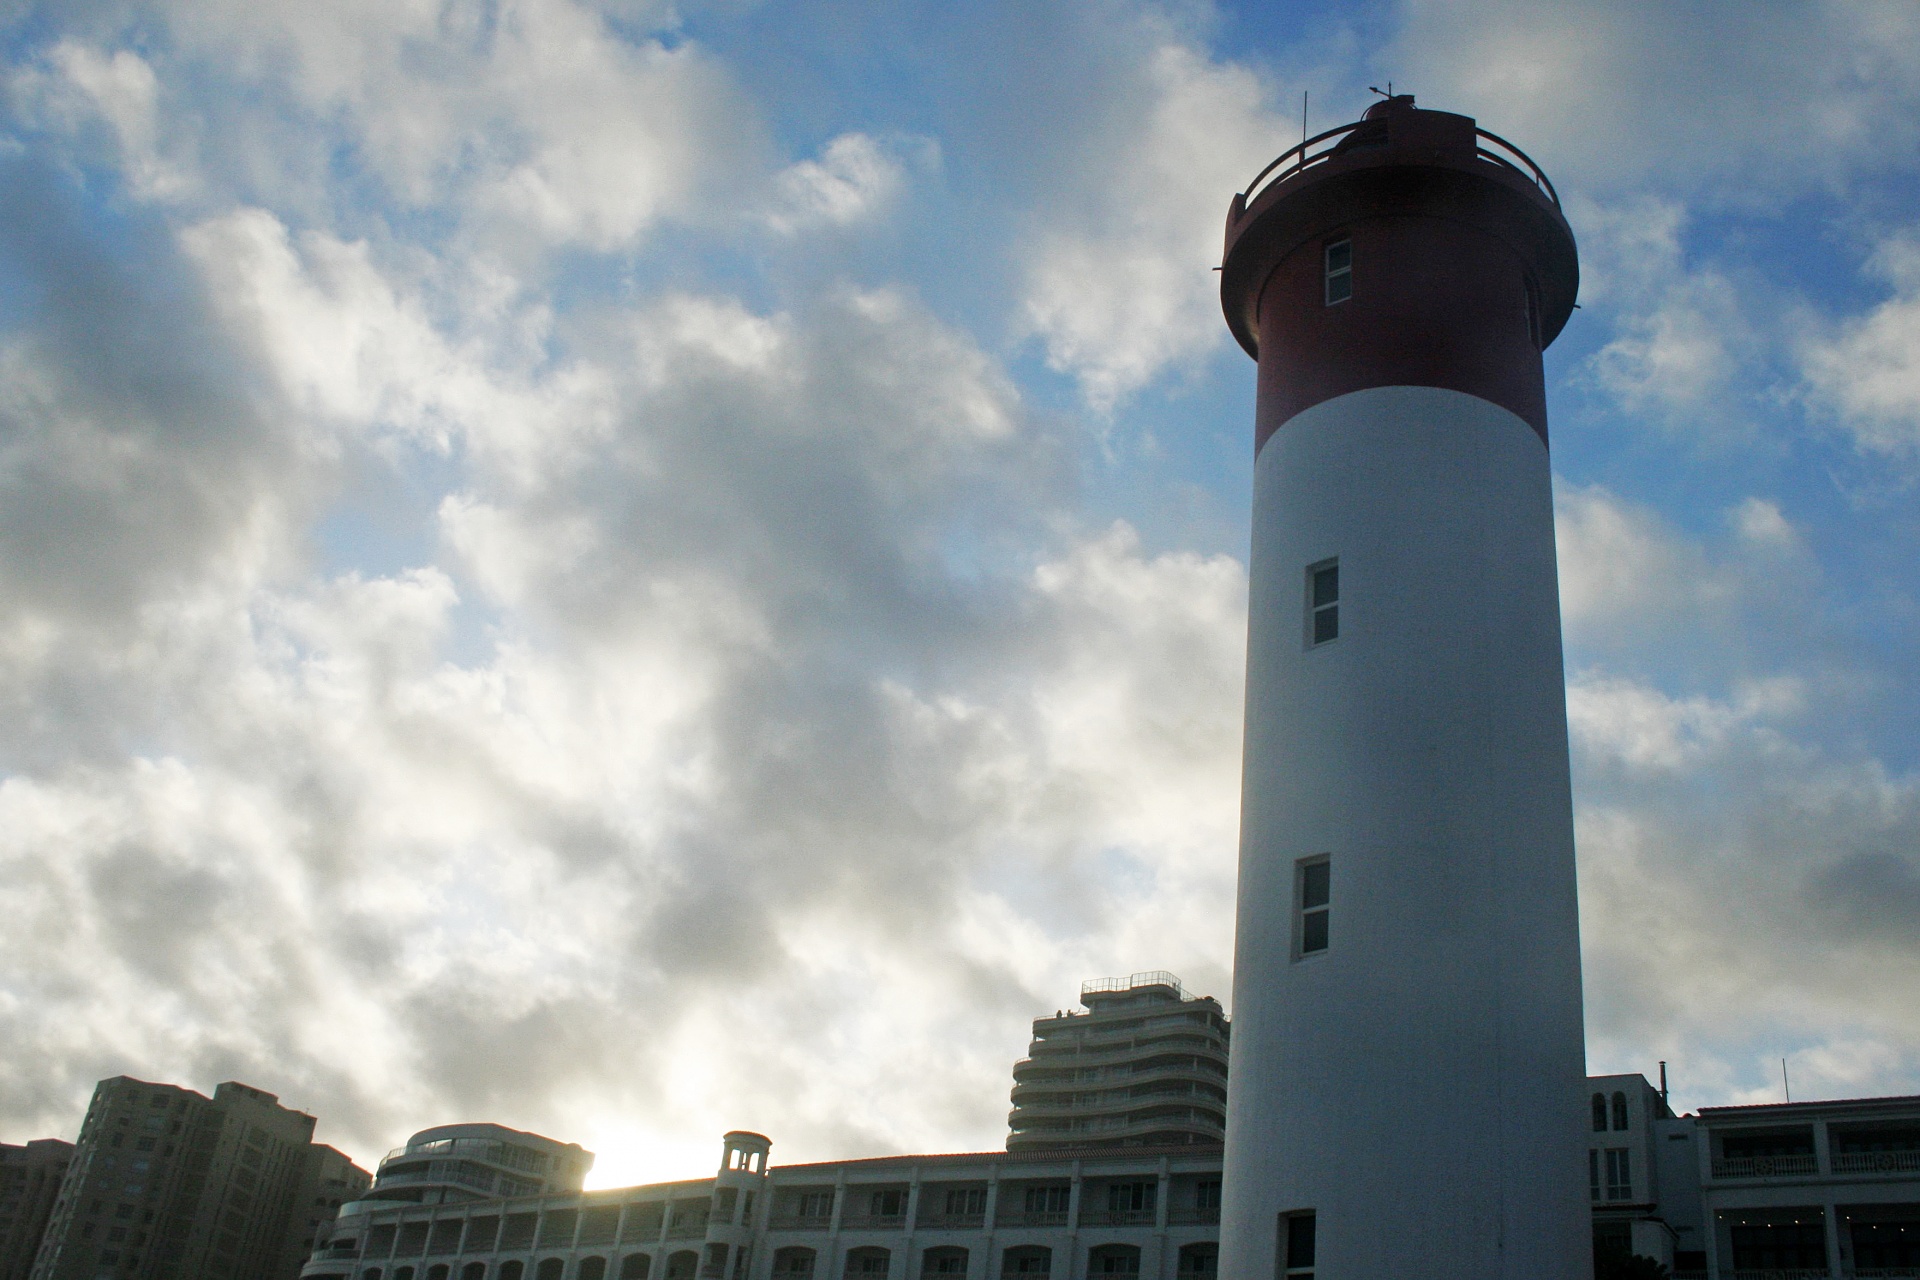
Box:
[1802,232,1920,458]
[765,133,931,235]
[1020,39,1289,411]
[1387,0,1920,197]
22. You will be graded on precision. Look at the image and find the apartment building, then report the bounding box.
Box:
[28,1077,370,1280]
[1007,974,1228,1153]
[301,1131,1222,1280]
[0,1141,72,1280]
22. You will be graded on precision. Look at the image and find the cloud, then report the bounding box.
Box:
[1387,0,1920,198]
[1018,35,1290,410]
[764,133,933,236]
[1801,232,1920,460]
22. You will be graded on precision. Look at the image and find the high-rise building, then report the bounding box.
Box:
[277,1146,373,1280]
[1216,93,1589,1278]
[1006,973,1228,1152]
[28,1077,369,1280]
[0,1140,72,1280]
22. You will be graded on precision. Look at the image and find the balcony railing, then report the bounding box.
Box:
[1166,1208,1220,1226]
[840,1214,907,1231]
[1711,1155,1818,1179]
[1079,1209,1154,1228]
[1724,1271,1832,1280]
[1239,118,1560,212]
[1834,1150,1920,1173]
[914,1213,985,1230]
[995,1211,1067,1228]
[1850,1270,1920,1278]
[768,1214,834,1231]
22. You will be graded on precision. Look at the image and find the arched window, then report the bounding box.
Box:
[397,1269,417,1280]
[1001,1247,1051,1277]
[1087,1246,1140,1276]
[1591,1093,1607,1133]
[500,1266,525,1280]
[666,1251,700,1280]
[462,1265,488,1280]
[922,1246,968,1277]
[621,1257,654,1280]
[845,1247,891,1279]
[1612,1092,1630,1131]
[537,1262,565,1280]
[581,1259,609,1280]
[428,1268,450,1280]
[1177,1244,1217,1277]
[364,1271,385,1280]
[773,1248,817,1277]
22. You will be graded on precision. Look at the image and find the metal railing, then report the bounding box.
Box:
[1724,1271,1831,1280]
[1239,119,1560,214]
[769,1214,834,1231]
[995,1211,1068,1228]
[840,1214,907,1231]
[1079,1209,1155,1227]
[1082,973,1185,1000]
[1166,1208,1220,1226]
[1711,1155,1819,1178]
[1834,1150,1920,1173]
[914,1212,985,1230]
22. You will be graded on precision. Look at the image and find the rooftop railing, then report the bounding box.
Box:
[1082,972,1185,1000]
[1834,1150,1920,1173]
[1239,119,1560,214]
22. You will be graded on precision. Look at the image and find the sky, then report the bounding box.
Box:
[1,0,1919,1191]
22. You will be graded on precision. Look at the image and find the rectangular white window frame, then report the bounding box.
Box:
[1605,1148,1631,1201]
[1306,559,1338,648]
[1324,239,1352,305]
[1294,856,1330,960]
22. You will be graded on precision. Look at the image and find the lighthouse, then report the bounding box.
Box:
[1215,96,1589,1279]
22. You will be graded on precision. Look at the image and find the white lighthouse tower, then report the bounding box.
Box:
[1215,96,1590,1279]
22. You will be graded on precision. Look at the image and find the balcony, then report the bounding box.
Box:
[914,1213,985,1230]
[1166,1209,1219,1226]
[1078,1210,1154,1228]
[1834,1151,1920,1173]
[840,1214,907,1231]
[1723,1271,1832,1280]
[1711,1156,1819,1179]
[769,1215,834,1232]
[994,1211,1067,1228]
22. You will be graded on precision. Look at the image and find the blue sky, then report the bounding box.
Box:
[1,0,1919,1188]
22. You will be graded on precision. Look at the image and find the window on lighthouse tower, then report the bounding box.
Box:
[1324,239,1352,304]
[1307,560,1338,646]
[1296,858,1330,958]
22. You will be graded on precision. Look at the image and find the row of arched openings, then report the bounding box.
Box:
[360,1251,672,1280]
[770,1242,1219,1278]
[1591,1091,1630,1133]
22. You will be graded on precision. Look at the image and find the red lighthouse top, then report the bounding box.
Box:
[1220,95,1578,449]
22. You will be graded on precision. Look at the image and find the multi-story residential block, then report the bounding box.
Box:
[0,1140,72,1280]
[1690,1091,1920,1278]
[301,1130,1223,1280]
[28,1076,369,1280]
[279,1146,375,1280]
[1007,974,1228,1152]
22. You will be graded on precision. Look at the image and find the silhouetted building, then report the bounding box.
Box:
[278,1146,374,1280]
[28,1076,368,1280]
[1006,972,1228,1152]
[0,1140,72,1280]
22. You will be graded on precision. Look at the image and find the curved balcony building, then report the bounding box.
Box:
[1007,972,1229,1152]
[359,1124,593,1208]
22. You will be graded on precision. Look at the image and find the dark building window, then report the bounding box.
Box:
[1612,1093,1629,1131]
[1592,1094,1608,1133]
[1297,857,1330,958]
[1588,1149,1600,1201]
[1282,1212,1315,1280]
[1730,1218,1827,1270]
[1324,241,1352,305]
[1307,561,1338,646]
